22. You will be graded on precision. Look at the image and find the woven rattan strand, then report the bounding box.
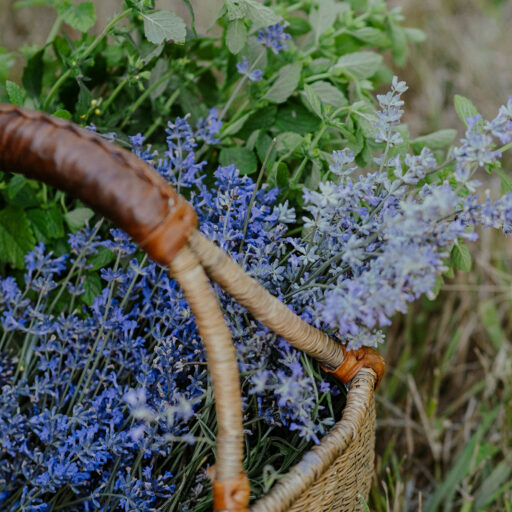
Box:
[251,369,376,512]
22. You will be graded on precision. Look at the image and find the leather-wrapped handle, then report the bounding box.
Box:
[0,104,197,265]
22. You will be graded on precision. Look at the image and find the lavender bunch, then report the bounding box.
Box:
[284,79,512,350]
[2,81,512,511]
[0,114,333,511]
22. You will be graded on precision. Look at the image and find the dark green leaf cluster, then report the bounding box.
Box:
[0,0,427,269]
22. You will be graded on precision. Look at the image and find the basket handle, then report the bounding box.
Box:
[0,104,248,510]
[0,105,385,511]
[0,105,196,264]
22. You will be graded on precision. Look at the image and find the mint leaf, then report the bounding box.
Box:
[22,49,44,100]
[334,51,383,80]
[219,147,257,174]
[82,272,102,305]
[62,2,96,33]
[142,10,187,45]
[88,247,115,271]
[27,207,64,242]
[454,95,480,127]
[225,0,247,20]
[351,27,390,47]
[263,63,301,104]
[244,0,280,30]
[301,84,322,118]
[226,19,247,54]
[309,81,347,108]
[6,80,25,106]
[64,207,94,231]
[7,175,27,200]
[451,243,472,272]
[411,129,457,152]
[0,206,35,268]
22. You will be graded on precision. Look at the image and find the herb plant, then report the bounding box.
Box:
[0,0,423,269]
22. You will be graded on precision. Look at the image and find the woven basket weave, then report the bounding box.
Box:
[0,104,385,512]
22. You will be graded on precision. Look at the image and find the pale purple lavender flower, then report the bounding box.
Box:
[236,57,263,82]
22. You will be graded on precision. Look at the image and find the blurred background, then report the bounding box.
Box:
[2,1,512,509]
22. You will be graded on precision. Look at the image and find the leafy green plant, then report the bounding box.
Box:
[1,0,428,269]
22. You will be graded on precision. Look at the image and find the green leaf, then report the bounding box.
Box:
[224,0,247,20]
[451,243,472,272]
[0,206,35,268]
[309,0,336,42]
[88,247,115,271]
[52,108,72,120]
[495,169,512,194]
[275,162,289,188]
[301,84,322,118]
[7,175,27,200]
[309,81,347,108]
[389,23,408,67]
[22,49,44,100]
[222,112,251,137]
[351,27,390,47]
[411,129,457,152]
[226,19,247,55]
[148,59,170,100]
[334,51,383,80]
[479,300,507,351]
[62,2,96,33]
[275,132,303,155]
[404,27,426,43]
[27,206,64,242]
[287,16,311,36]
[219,147,258,174]
[64,207,94,231]
[255,131,276,165]
[82,272,102,305]
[263,63,301,104]
[275,103,321,135]
[142,10,187,45]
[244,0,280,30]
[6,80,25,106]
[239,106,277,137]
[454,94,480,127]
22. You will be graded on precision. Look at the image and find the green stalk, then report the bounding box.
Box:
[143,88,181,139]
[220,51,264,121]
[119,69,175,130]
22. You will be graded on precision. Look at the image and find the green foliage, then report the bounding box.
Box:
[0,0,426,271]
[454,94,480,126]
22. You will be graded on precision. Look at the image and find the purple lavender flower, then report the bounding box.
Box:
[257,22,291,54]
[236,57,263,82]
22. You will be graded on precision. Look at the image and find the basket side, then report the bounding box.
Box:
[251,369,376,512]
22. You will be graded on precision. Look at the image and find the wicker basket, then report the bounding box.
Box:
[0,104,386,512]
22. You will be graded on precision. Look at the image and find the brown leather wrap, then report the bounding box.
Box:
[213,473,250,512]
[322,345,386,390]
[0,104,197,265]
